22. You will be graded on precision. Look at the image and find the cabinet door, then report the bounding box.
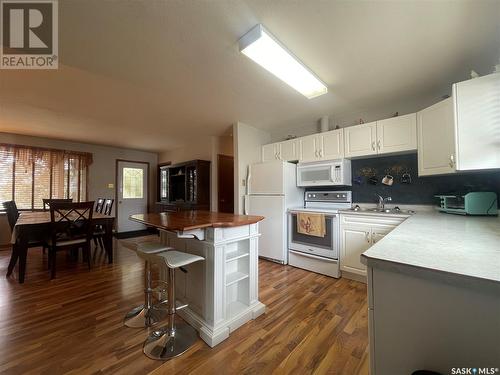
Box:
[344,122,377,158]
[262,143,278,162]
[371,224,397,245]
[280,139,300,161]
[417,98,456,176]
[376,113,417,154]
[300,135,320,162]
[453,73,500,170]
[341,225,371,275]
[319,129,344,160]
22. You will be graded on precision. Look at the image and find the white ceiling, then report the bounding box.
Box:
[1,0,499,152]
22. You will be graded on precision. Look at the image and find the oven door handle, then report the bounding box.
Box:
[289,211,337,217]
[289,249,337,262]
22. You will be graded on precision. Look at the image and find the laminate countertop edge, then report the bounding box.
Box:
[361,211,500,287]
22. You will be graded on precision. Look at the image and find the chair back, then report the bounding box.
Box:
[95,198,105,213]
[43,198,73,211]
[49,202,95,245]
[102,199,114,216]
[2,201,19,231]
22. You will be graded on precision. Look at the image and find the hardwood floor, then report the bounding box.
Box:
[0,236,369,375]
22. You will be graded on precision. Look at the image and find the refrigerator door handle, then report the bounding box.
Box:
[244,195,249,215]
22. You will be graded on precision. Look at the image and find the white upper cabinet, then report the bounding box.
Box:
[417,97,456,176]
[262,143,279,162]
[299,129,344,162]
[299,134,321,162]
[453,73,500,171]
[280,139,300,161]
[320,129,344,160]
[262,139,300,162]
[344,121,378,158]
[376,113,417,154]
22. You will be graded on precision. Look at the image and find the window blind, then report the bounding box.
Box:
[0,144,92,209]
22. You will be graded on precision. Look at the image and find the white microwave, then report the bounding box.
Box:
[296,159,351,187]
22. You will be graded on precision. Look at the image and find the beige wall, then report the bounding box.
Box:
[233,122,271,214]
[159,137,212,165]
[158,135,234,212]
[0,132,158,245]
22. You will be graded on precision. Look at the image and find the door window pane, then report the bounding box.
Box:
[123,167,143,199]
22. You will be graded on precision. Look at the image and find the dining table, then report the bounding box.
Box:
[7,211,115,283]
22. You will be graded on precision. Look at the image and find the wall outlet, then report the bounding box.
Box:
[108,183,114,189]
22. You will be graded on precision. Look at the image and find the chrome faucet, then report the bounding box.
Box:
[375,194,392,210]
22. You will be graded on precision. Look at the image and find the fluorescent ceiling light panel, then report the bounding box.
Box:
[239,24,327,99]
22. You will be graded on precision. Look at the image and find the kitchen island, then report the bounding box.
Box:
[361,212,500,374]
[130,211,265,347]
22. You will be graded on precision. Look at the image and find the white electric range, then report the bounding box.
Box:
[288,191,352,278]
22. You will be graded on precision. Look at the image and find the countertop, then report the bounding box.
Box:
[361,211,500,284]
[129,211,264,232]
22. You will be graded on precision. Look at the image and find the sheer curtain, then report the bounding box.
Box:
[0,144,93,209]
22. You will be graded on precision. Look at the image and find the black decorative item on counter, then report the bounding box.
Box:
[308,154,500,207]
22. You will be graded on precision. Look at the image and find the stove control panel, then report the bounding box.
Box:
[305,191,352,203]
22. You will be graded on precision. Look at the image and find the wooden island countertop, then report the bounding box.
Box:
[129,211,264,232]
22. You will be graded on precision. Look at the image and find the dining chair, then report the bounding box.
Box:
[43,198,73,211]
[93,199,114,250]
[3,200,19,230]
[102,199,114,216]
[48,201,94,279]
[95,198,105,214]
[3,200,48,277]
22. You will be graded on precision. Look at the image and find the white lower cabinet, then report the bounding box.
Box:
[340,214,406,277]
[341,225,372,275]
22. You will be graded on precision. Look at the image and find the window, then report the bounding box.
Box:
[0,144,92,209]
[122,167,143,199]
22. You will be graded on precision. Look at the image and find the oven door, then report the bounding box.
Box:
[288,212,339,259]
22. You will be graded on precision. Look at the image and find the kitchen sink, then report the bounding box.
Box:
[348,206,415,215]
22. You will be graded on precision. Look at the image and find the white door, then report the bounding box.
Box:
[341,225,371,275]
[344,122,378,158]
[320,128,344,160]
[280,139,299,161]
[247,195,286,263]
[300,135,319,162]
[248,161,284,195]
[117,160,148,232]
[376,113,417,154]
[417,98,456,176]
[262,143,277,162]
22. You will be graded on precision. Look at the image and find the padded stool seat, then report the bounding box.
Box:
[137,241,172,254]
[154,250,204,269]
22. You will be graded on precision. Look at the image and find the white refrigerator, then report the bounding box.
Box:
[244,160,303,264]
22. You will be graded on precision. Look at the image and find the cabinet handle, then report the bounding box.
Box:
[371,141,375,151]
[365,231,371,243]
[315,149,319,158]
[449,154,454,168]
[319,149,323,157]
[377,140,381,150]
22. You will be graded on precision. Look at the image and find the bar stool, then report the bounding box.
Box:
[124,241,172,328]
[143,250,204,360]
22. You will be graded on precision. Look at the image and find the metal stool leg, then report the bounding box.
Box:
[124,260,168,328]
[143,267,197,360]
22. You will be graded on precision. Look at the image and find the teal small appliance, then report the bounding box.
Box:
[435,192,498,216]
